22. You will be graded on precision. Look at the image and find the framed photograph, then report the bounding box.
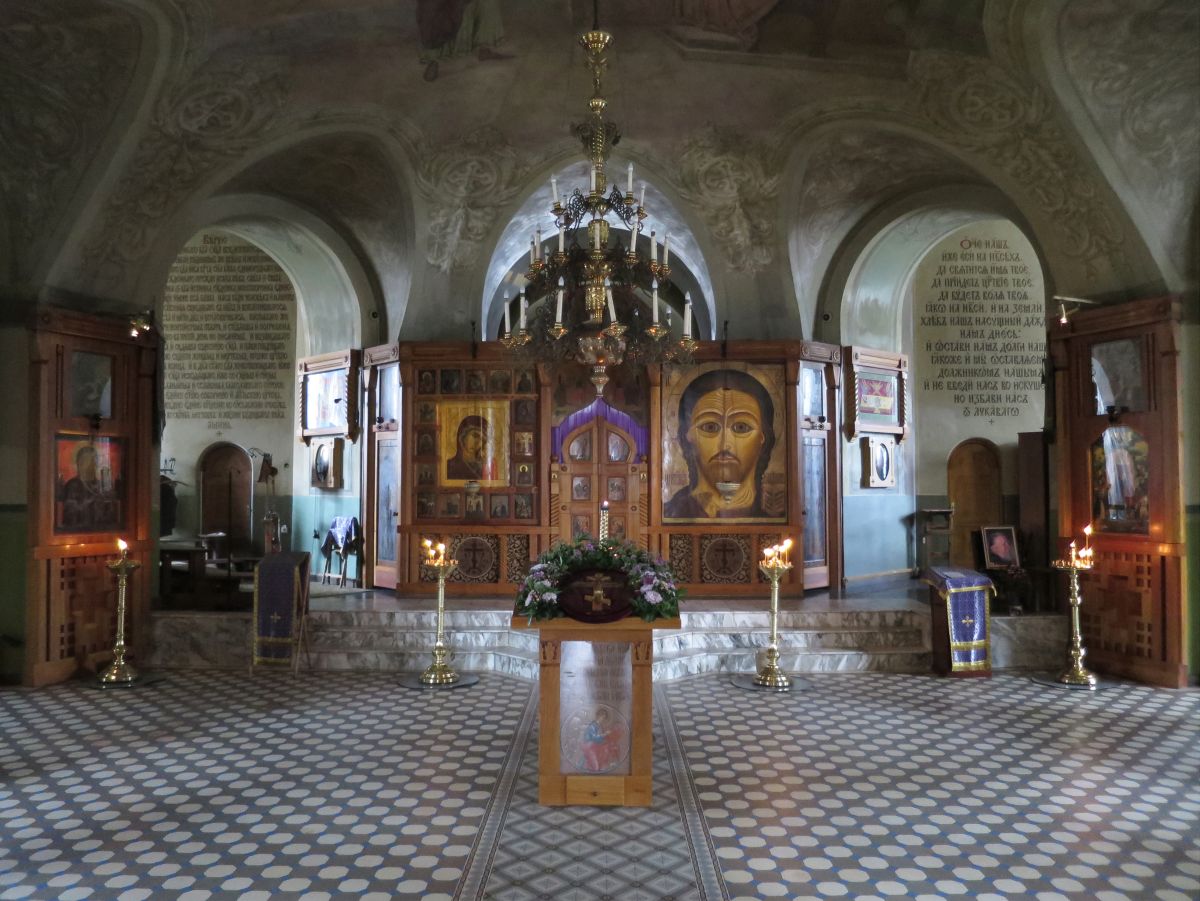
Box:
[438,399,510,488]
[416,492,436,518]
[489,369,512,394]
[299,350,359,443]
[439,369,462,394]
[844,347,907,440]
[417,369,437,394]
[54,435,126,533]
[864,434,896,488]
[515,370,535,393]
[515,463,534,486]
[69,351,114,420]
[438,493,463,518]
[514,431,534,456]
[571,475,591,501]
[490,494,510,518]
[981,526,1020,569]
[311,437,344,489]
[465,369,487,394]
[514,493,534,519]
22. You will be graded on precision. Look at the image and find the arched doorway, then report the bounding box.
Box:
[197,442,254,557]
[557,417,644,545]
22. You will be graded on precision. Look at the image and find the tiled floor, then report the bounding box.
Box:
[1,671,1197,900]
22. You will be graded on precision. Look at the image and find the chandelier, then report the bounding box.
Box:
[499,17,698,394]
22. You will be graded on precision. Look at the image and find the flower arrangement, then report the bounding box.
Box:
[515,536,682,622]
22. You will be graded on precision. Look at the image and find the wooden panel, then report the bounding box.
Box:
[947,439,1002,568]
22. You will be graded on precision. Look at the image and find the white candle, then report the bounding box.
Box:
[590,166,596,193]
[536,229,542,261]
[605,278,617,323]
[556,277,565,322]
[593,220,601,247]
[529,239,535,265]
[551,175,559,204]
[652,278,659,324]
[640,183,646,208]
[650,230,657,263]
[558,225,565,253]
[684,292,692,338]
[663,234,670,267]
[519,288,527,330]
[626,162,633,194]
[503,292,511,334]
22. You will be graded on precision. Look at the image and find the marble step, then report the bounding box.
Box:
[654,646,933,678]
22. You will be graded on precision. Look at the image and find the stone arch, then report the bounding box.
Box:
[478,155,722,342]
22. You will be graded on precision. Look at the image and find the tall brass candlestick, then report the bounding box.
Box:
[755,540,793,690]
[99,539,141,686]
[1052,546,1097,689]
[421,539,460,686]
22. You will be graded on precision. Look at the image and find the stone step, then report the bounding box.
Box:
[653,646,933,678]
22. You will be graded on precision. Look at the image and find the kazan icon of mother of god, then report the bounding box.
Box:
[664,369,776,519]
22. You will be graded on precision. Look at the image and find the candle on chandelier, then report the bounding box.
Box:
[683,292,693,338]
[536,229,543,260]
[590,166,597,193]
[558,225,565,253]
[529,239,535,265]
[640,183,646,208]
[593,220,601,248]
[652,278,660,324]
[551,175,559,205]
[605,278,617,324]
[663,234,670,267]
[650,230,657,263]
[556,277,565,323]
[626,162,634,194]
[503,292,511,335]
[519,287,527,330]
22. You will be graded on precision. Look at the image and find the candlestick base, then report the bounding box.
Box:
[420,644,460,686]
[98,657,140,686]
[731,672,811,692]
[399,672,480,690]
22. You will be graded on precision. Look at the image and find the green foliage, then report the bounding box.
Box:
[514,535,682,622]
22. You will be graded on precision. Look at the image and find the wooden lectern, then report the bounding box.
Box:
[513,615,680,807]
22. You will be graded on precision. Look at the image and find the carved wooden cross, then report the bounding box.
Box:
[710,541,740,573]
[585,574,612,613]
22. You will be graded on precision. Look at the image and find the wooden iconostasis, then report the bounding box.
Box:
[363,341,843,599]
[1050,296,1188,687]
[25,307,159,687]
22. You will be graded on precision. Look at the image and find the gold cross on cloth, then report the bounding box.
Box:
[585,574,612,613]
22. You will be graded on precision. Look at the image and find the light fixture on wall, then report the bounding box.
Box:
[1052,294,1101,325]
[499,6,697,394]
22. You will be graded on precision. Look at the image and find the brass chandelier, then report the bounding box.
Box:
[499,17,697,394]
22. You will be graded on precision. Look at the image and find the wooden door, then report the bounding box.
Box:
[362,345,400,589]
[199,443,253,556]
[797,347,843,592]
[947,439,1002,568]
[560,420,642,544]
[373,431,400,588]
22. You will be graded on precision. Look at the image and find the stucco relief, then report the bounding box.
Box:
[0,3,140,280]
[416,128,535,273]
[1058,0,1198,277]
[81,61,288,293]
[909,50,1127,278]
[670,126,781,274]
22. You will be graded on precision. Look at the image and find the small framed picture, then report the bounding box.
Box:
[466,369,487,394]
[417,402,436,424]
[571,476,591,500]
[514,493,534,519]
[416,492,436,518]
[490,494,510,518]
[513,398,536,425]
[864,434,896,488]
[417,369,437,394]
[571,514,591,537]
[311,438,344,490]
[515,463,534,487]
[489,369,512,394]
[416,463,435,486]
[438,493,463,518]
[439,369,462,394]
[515,370,535,393]
[981,526,1020,569]
[514,431,534,456]
[416,431,436,457]
[606,476,627,502]
[465,493,485,518]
